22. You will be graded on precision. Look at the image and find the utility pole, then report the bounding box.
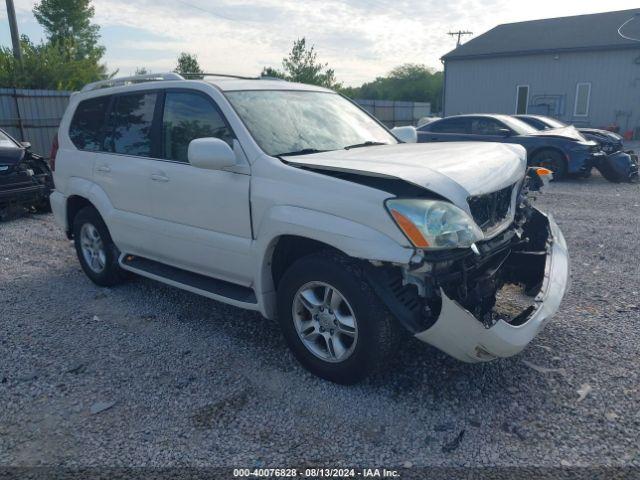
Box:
[5,0,22,60]
[447,30,473,47]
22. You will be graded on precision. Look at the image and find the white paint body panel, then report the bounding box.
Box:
[415,211,569,362]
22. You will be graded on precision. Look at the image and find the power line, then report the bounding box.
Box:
[447,30,473,47]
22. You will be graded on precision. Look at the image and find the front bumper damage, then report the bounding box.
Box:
[415,209,568,362]
[366,205,569,363]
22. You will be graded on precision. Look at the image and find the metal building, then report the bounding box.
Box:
[442,9,640,136]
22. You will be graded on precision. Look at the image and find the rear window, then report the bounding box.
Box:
[69,96,111,151]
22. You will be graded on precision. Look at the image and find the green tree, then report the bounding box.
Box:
[134,67,150,75]
[0,35,108,90]
[262,38,341,89]
[174,52,204,79]
[342,64,443,111]
[33,0,104,60]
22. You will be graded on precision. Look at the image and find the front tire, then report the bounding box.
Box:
[531,150,567,180]
[73,206,127,287]
[276,251,400,384]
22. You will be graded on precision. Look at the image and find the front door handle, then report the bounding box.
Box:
[96,165,111,173]
[150,173,169,182]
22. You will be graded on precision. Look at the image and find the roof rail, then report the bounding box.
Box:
[81,72,185,92]
[181,72,260,80]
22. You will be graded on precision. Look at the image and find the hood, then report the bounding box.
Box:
[283,142,526,212]
[0,145,24,165]
[579,128,622,141]
[528,126,588,142]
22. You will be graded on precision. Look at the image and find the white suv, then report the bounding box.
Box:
[50,73,569,384]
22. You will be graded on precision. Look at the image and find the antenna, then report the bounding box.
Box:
[447,30,473,47]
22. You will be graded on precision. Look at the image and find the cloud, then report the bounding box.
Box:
[5,0,640,85]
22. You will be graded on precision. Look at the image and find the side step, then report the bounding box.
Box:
[119,254,258,308]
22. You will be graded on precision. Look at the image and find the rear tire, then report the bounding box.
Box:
[276,251,401,384]
[531,150,567,180]
[73,206,127,287]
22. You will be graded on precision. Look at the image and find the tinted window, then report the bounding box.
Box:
[429,118,470,134]
[106,92,157,157]
[470,117,507,135]
[69,96,111,151]
[162,92,233,162]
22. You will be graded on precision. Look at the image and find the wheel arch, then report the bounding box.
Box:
[529,146,567,167]
[252,205,413,319]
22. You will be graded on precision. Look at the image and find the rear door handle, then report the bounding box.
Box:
[151,173,169,182]
[96,165,111,173]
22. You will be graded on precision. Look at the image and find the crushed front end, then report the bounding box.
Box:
[367,174,569,362]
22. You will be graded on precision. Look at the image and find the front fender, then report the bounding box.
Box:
[253,205,413,318]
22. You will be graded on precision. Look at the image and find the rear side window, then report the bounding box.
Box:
[430,118,470,134]
[69,96,111,151]
[162,91,234,163]
[470,118,506,135]
[105,92,157,157]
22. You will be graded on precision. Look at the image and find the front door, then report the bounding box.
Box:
[146,90,253,286]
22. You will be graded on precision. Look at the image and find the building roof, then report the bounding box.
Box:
[443,9,640,60]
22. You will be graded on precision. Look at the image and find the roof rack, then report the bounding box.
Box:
[81,72,185,92]
[182,72,260,80]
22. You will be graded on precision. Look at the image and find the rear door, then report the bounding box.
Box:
[91,91,160,256]
[146,89,253,285]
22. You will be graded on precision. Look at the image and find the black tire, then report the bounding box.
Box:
[73,206,127,287]
[276,251,401,384]
[531,150,567,180]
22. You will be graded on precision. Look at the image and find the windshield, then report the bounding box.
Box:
[0,130,17,148]
[225,90,397,156]
[498,116,539,135]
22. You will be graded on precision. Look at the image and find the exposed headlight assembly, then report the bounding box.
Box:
[386,199,483,250]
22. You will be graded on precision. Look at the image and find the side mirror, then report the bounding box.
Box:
[498,128,512,137]
[188,138,236,171]
[391,126,418,143]
[20,141,31,149]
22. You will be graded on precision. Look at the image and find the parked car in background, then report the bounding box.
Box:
[417,114,603,179]
[49,73,568,384]
[514,115,624,154]
[515,114,638,183]
[0,128,53,216]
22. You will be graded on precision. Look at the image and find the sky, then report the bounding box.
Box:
[0,0,638,86]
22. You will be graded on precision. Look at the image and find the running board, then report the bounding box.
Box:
[119,254,258,308]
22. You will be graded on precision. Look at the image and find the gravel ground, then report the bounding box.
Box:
[1,170,639,470]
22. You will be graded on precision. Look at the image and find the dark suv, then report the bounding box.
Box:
[417,114,603,179]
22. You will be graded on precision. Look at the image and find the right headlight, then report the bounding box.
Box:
[386,198,483,250]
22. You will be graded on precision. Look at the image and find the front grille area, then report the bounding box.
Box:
[468,185,513,232]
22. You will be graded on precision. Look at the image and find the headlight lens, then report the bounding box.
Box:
[386,199,483,250]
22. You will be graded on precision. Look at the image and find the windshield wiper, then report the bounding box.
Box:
[344,141,388,150]
[276,148,328,157]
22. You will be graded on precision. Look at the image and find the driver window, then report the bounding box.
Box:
[162,91,234,163]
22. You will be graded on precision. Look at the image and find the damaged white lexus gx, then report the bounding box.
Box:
[50,73,569,384]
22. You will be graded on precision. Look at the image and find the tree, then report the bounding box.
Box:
[134,67,150,75]
[342,64,443,111]
[0,35,108,90]
[33,0,104,61]
[262,38,341,89]
[174,52,204,79]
